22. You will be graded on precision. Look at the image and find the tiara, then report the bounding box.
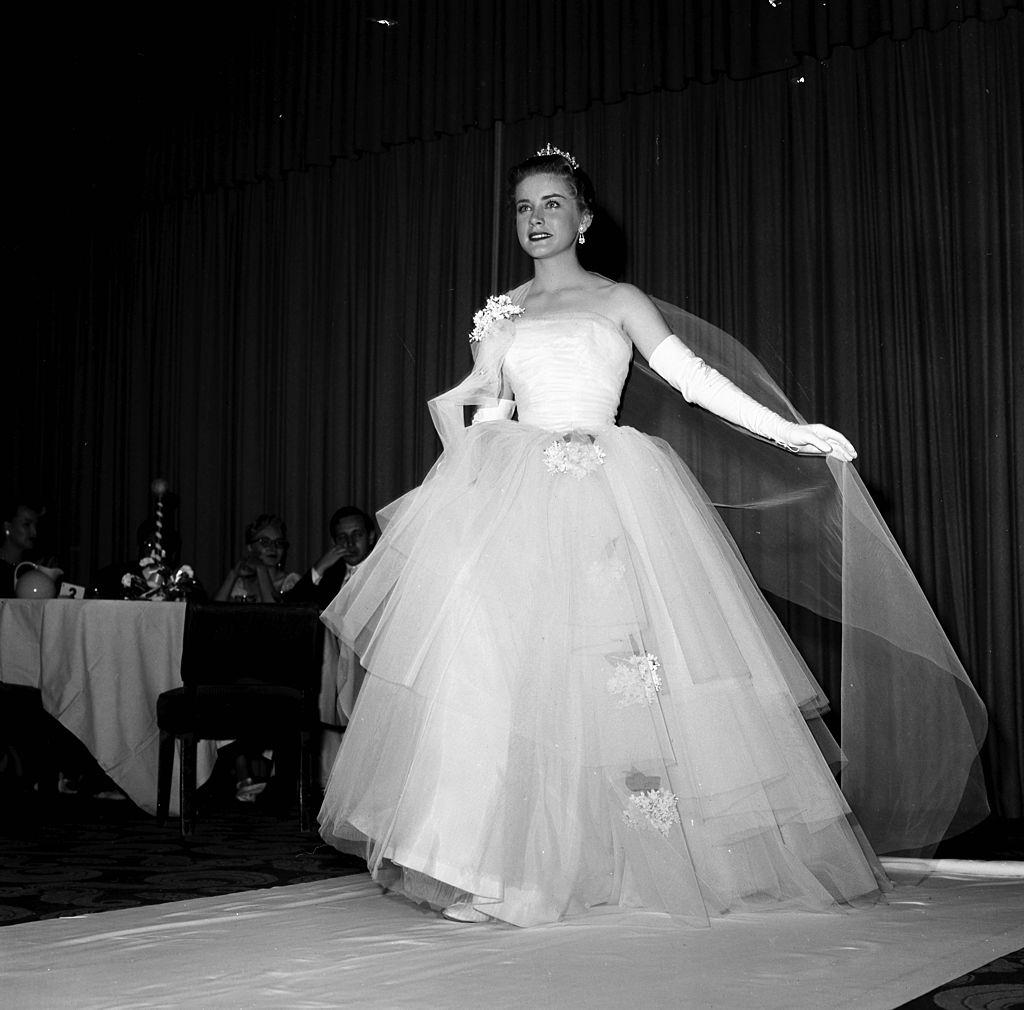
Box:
[535,143,579,171]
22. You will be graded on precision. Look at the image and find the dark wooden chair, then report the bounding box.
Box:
[156,602,324,835]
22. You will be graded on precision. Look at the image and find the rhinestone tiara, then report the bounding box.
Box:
[535,143,579,171]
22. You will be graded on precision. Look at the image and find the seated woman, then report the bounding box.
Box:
[2,496,60,598]
[215,513,300,603]
[214,513,301,801]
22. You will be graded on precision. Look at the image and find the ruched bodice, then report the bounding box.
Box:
[503,313,631,431]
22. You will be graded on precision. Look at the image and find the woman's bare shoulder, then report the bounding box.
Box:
[586,279,656,321]
[605,280,652,304]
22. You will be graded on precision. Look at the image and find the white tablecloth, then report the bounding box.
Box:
[316,632,362,784]
[1,599,209,815]
[0,598,354,816]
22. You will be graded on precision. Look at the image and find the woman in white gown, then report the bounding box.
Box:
[318,146,985,927]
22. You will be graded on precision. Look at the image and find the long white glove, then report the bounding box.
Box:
[472,398,516,424]
[647,335,856,460]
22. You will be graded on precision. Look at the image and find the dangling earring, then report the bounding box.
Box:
[577,225,587,246]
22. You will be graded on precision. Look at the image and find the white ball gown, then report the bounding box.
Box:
[318,294,986,927]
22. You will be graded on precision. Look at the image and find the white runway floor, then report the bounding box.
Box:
[3,860,1023,1009]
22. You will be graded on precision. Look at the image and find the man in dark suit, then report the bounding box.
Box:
[282,505,377,787]
[283,505,377,610]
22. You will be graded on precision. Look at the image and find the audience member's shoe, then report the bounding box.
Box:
[93,789,127,801]
[235,778,267,803]
[441,901,491,923]
[57,772,81,795]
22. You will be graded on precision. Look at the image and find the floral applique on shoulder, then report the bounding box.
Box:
[469,294,524,342]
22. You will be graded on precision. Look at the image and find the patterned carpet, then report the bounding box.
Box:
[1,785,1020,1008]
[0,787,363,927]
[895,948,1024,1009]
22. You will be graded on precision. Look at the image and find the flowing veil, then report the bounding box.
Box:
[616,299,989,855]
[418,283,988,856]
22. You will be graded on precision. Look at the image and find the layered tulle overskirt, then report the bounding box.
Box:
[319,420,887,926]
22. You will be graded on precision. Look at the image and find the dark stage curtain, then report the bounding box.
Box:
[126,0,1020,201]
[13,15,1022,814]
[500,19,1022,816]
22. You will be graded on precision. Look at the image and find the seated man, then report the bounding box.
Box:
[283,506,377,610]
[284,506,377,786]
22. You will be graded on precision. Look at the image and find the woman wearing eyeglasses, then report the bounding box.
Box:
[213,512,302,801]
[215,513,301,603]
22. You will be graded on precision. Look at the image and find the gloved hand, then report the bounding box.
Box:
[647,335,856,461]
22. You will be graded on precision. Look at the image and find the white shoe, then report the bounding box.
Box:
[441,901,491,923]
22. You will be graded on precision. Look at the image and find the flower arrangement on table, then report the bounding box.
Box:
[120,557,197,601]
[119,477,198,601]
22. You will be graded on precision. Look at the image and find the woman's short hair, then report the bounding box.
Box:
[506,151,596,215]
[245,513,287,543]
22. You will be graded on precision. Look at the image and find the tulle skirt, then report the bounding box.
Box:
[318,420,887,926]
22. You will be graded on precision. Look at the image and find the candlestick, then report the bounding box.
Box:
[151,478,169,562]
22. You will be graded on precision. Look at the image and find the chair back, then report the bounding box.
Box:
[179,602,324,695]
[158,601,326,832]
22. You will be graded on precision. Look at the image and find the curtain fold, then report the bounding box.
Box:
[492,17,1022,812]
[12,15,1021,815]
[131,0,1020,201]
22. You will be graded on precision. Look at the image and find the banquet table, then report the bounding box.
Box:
[0,598,354,816]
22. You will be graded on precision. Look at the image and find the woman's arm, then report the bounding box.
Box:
[614,284,856,460]
[472,385,515,424]
[254,563,278,602]
[611,283,675,360]
[469,325,515,422]
[214,547,258,601]
[214,567,241,602]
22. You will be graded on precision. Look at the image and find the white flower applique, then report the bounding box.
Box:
[469,294,524,342]
[622,788,681,837]
[606,652,662,707]
[542,439,606,479]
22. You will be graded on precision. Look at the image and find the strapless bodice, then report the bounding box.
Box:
[502,313,631,431]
